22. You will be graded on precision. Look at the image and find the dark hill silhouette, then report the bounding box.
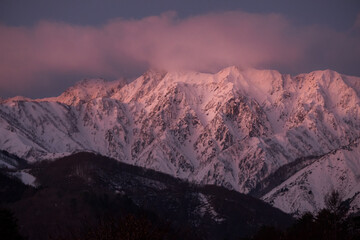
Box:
[2,152,293,240]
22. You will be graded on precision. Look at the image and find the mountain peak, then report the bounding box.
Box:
[73,78,107,87]
[217,65,241,74]
[52,78,124,105]
[4,95,33,103]
[142,68,168,79]
[1,67,359,216]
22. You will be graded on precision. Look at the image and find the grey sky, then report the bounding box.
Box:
[0,0,359,98]
[1,0,359,29]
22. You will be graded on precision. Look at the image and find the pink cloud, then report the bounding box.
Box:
[103,11,303,71]
[0,11,359,98]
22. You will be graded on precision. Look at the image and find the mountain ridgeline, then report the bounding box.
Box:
[0,66,360,216]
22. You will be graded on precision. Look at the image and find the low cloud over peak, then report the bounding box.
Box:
[0,11,359,98]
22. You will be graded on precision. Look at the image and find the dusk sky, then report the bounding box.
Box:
[1,0,360,98]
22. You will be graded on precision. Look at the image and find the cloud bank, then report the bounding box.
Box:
[0,11,359,98]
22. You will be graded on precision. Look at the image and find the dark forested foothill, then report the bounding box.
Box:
[243,191,360,240]
[0,152,293,240]
[0,208,25,240]
[1,153,359,239]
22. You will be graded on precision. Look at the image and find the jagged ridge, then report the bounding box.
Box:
[0,66,359,215]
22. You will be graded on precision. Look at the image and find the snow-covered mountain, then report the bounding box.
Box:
[1,66,359,216]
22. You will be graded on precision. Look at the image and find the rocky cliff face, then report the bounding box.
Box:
[1,66,359,215]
